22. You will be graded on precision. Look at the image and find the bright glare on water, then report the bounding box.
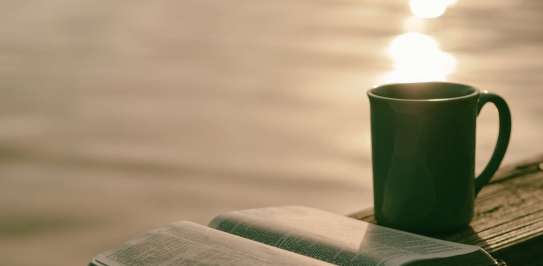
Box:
[409,0,457,19]
[379,32,456,84]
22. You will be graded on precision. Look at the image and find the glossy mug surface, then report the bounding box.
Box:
[368,82,511,233]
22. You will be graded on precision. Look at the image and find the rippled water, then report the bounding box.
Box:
[0,0,542,265]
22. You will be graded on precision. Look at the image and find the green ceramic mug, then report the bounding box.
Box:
[367,82,511,233]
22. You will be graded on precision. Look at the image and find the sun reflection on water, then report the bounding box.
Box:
[380,32,456,84]
[409,0,457,19]
[377,1,458,85]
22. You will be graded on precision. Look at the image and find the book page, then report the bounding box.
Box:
[93,221,332,266]
[209,206,498,266]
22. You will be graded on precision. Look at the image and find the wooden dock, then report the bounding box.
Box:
[350,154,543,266]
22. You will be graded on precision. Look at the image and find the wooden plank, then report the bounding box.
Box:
[349,154,543,265]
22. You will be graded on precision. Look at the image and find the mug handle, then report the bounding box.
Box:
[475,90,512,195]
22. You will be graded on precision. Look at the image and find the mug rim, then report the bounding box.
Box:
[368,81,479,102]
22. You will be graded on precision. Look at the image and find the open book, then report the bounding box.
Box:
[91,206,500,266]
